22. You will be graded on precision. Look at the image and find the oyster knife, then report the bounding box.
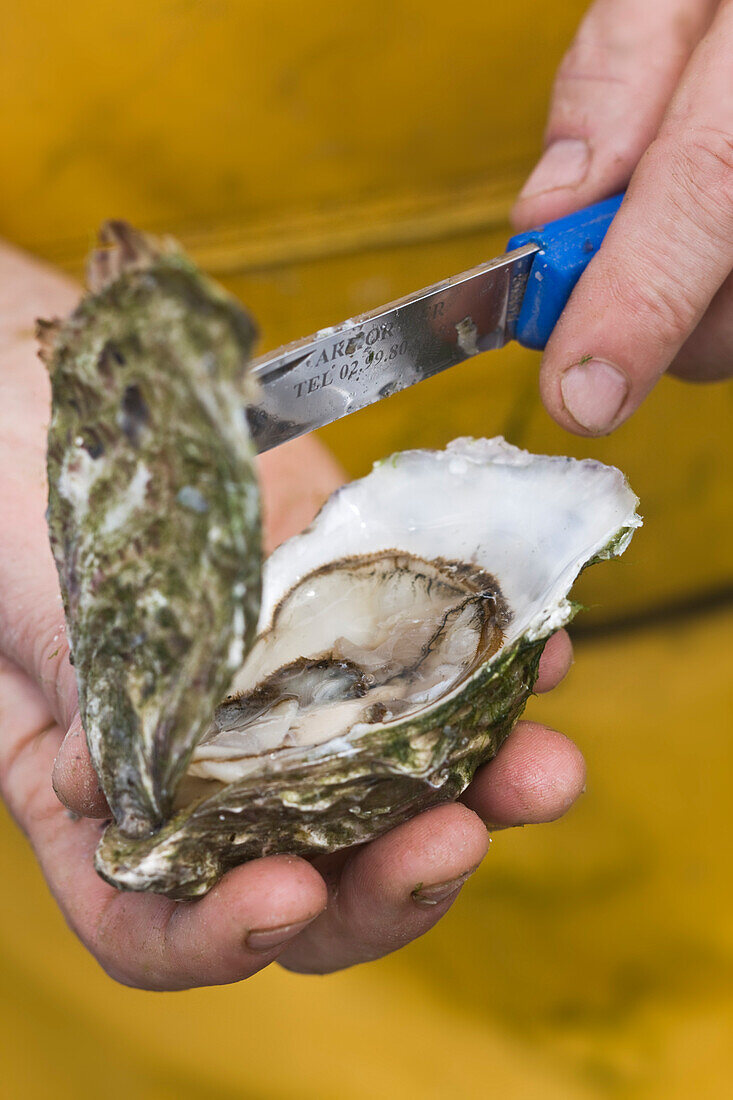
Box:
[248,193,624,452]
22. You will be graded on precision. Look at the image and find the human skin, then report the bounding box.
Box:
[3,0,730,989]
[0,240,582,989]
[513,0,733,434]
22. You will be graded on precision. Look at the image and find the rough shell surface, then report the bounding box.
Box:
[44,222,261,837]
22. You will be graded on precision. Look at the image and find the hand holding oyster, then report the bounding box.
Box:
[42,224,640,899]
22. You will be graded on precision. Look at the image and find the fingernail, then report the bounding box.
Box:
[560,359,630,433]
[245,916,316,952]
[519,139,590,200]
[412,867,477,907]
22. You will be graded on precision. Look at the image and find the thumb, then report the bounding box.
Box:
[537,3,733,435]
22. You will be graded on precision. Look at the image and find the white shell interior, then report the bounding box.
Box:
[256,437,640,647]
[185,439,640,784]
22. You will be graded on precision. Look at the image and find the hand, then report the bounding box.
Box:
[0,241,584,989]
[512,0,733,436]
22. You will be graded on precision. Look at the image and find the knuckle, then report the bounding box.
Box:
[556,40,620,89]
[552,38,628,116]
[604,126,733,348]
[92,899,173,991]
[551,9,634,104]
[661,127,733,240]
[604,251,699,346]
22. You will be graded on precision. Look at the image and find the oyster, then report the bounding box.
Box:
[96,439,639,898]
[43,227,641,899]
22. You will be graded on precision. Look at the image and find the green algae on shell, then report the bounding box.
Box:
[42,222,261,838]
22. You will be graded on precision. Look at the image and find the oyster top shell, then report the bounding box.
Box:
[43,222,261,837]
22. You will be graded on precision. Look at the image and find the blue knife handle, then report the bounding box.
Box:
[507,192,624,350]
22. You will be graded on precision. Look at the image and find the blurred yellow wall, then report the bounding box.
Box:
[1,2,732,1097]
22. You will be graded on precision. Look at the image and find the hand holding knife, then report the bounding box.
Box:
[248,193,624,452]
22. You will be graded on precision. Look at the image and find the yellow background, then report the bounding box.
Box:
[1,1,732,1096]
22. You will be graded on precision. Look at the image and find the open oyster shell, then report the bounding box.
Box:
[43,226,640,899]
[97,438,639,898]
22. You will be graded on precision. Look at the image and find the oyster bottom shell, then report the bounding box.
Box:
[97,635,542,898]
[95,438,641,898]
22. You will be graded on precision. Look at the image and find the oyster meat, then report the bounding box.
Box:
[43,225,641,898]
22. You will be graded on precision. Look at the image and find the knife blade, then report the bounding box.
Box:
[247,193,624,453]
